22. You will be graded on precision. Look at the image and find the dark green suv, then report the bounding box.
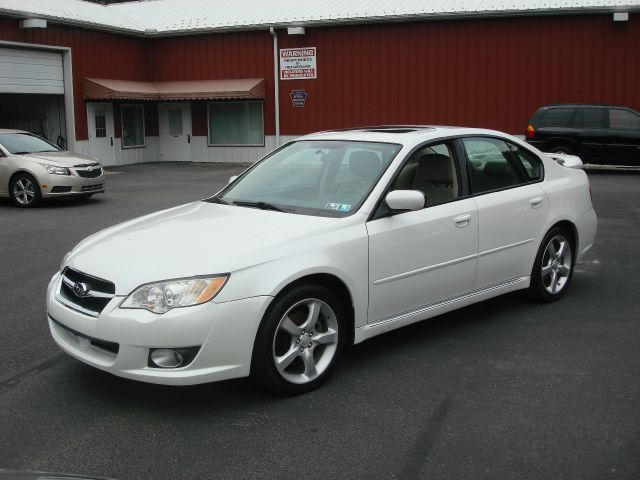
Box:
[526,104,640,165]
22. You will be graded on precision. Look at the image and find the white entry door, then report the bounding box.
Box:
[87,102,115,166]
[159,103,192,162]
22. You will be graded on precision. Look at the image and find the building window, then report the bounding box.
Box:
[208,101,264,146]
[121,104,145,148]
[95,109,106,138]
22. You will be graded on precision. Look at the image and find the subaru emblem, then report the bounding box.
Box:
[73,282,89,297]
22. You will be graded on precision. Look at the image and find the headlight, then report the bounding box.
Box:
[44,164,71,175]
[120,275,229,314]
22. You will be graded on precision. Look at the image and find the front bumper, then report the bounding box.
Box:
[46,272,272,385]
[41,172,106,198]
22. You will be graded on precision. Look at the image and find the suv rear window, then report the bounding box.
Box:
[539,108,573,127]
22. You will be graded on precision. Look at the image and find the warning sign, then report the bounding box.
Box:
[280,47,317,80]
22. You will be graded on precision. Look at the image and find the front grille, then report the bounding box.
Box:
[57,267,115,317]
[81,184,104,192]
[76,168,102,178]
[51,316,119,355]
[51,186,72,193]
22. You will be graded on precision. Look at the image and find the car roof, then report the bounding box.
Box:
[0,129,31,134]
[539,103,630,109]
[298,125,521,148]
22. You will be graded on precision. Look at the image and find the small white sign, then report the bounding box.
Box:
[280,47,317,80]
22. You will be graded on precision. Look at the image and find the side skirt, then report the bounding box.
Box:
[353,276,529,344]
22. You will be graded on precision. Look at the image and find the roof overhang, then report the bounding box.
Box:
[83,78,265,101]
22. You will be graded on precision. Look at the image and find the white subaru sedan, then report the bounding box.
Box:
[46,126,597,394]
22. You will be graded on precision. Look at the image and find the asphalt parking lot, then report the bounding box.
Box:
[0,163,638,480]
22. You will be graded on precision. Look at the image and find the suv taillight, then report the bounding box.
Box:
[526,125,535,140]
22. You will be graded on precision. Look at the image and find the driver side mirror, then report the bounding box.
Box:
[228,175,238,184]
[385,190,425,212]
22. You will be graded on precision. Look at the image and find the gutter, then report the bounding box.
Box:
[269,27,280,147]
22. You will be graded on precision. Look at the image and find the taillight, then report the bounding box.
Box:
[526,125,535,140]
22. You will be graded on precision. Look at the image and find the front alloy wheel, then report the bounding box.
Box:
[530,227,575,302]
[10,173,41,207]
[252,284,345,395]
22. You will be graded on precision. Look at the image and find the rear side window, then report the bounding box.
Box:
[608,109,640,130]
[569,108,605,128]
[509,143,543,180]
[539,108,573,127]
[463,138,521,194]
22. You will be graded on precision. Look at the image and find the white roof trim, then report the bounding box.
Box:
[0,0,639,35]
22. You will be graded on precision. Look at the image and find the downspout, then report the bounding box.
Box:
[269,27,280,146]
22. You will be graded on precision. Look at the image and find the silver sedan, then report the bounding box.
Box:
[0,129,105,207]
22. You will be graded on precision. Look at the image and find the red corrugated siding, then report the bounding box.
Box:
[277,14,640,135]
[149,32,275,135]
[1,13,638,140]
[0,17,149,140]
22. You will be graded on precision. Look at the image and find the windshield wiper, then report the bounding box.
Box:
[203,196,230,205]
[12,151,31,154]
[233,200,291,213]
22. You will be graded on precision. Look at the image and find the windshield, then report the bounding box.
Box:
[0,133,62,154]
[215,140,402,217]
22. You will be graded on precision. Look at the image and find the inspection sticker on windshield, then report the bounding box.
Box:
[325,202,351,212]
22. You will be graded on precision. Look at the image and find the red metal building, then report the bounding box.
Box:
[0,1,638,165]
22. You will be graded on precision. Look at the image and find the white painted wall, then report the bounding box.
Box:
[75,136,297,166]
[190,135,297,164]
[75,137,160,166]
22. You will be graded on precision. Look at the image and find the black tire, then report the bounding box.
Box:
[9,172,41,208]
[251,284,346,395]
[529,226,575,302]
[548,144,574,156]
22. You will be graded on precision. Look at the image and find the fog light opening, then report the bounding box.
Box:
[150,349,184,368]
[148,346,200,369]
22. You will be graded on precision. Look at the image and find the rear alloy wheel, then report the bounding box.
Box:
[252,284,345,395]
[10,173,41,208]
[529,227,574,302]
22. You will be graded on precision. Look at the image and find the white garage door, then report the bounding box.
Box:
[0,47,64,94]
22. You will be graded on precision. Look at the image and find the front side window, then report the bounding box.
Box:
[608,109,640,130]
[463,137,521,194]
[208,101,264,146]
[214,140,401,217]
[121,105,145,148]
[390,142,458,207]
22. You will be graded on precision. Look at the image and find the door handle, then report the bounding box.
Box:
[188,134,191,144]
[454,213,471,228]
[530,196,544,209]
[110,137,113,147]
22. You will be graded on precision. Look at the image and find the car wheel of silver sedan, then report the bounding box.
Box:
[529,227,575,302]
[10,173,41,208]
[252,284,346,395]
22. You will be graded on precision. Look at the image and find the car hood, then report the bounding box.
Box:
[66,201,340,295]
[23,151,99,167]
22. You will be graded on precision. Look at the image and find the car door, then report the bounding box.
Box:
[568,107,608,163]
[0,148,8,195]
[605,108,640,165]
[366,141,478,324]
[461,137,549,289]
